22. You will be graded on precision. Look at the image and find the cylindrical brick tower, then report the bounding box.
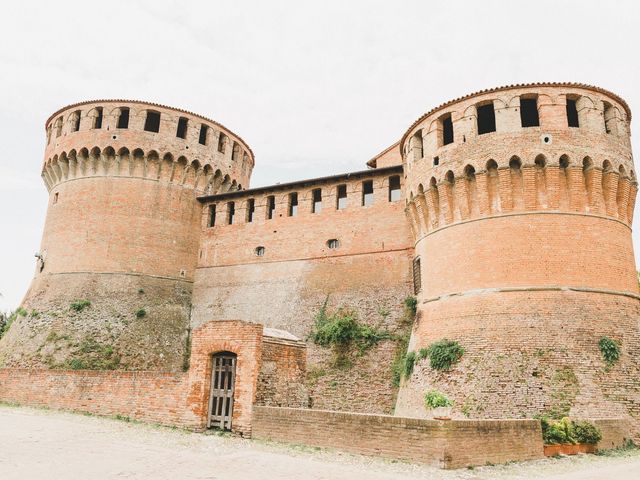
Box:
[395,83,640,429]
[0,100,254,371]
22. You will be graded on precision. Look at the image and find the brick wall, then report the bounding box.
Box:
[0,368,195,427]
[252,406,545,469]
[0,320,265,436]
[256,337,308,407]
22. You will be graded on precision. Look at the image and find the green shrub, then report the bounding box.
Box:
[424,390,452,409]
[309,301,390,352]
[422,339,464,371]
[404,296,417,317]
[540,417,601,445]
[70,300,91,312]
[0,308,26,339]
[573,420,602,444]
[403,351,417,378]
[598,337,621,366]
[135,308,146,318]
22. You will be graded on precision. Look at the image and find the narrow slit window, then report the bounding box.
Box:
[441,114,454,145]
[312,189,322,213]
[289,192,298,216]
[246,198,255,223]
[566,98,579,128]
[208,205,216,227]
[267,195,275,220]
[117,107,130,129]
[94,107,103,129]
[176,117,188,139]
[520,97,540,127]
[199,124,209,145]
[412,257,422,294]
[227,202,235,225]
[144,111,161,132]
[433,156,439,166]
[476,103,496,134]
[72,111,81,132]
[388,175,401,201]
[336,184,347,210]
[362,180,374,206]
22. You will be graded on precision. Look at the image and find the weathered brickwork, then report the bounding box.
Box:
[252,406,546,469]
[1,83,638,457]
[398,83,640,440]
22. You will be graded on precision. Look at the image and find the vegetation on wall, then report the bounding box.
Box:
[424,390,452,409]
[390,296,418,387]
[62,337,121,370]
[70,300,91,312]
[309,298,392,368]
[0,307,27,340]
[540,417,602,445]
[598,336,621,366]
[419,339,464,371]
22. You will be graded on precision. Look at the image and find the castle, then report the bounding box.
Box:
[1,83,639,462]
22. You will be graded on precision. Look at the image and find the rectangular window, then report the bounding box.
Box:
[566,98,579,128]
[412,257,422,294]
[72,111,81,132]
[520,97,540,127]
[312,189,322,213]
[388,175,401,201]
[288,192,298,216]
[176,117,188,139]
[336,184,347,210]
[362,180,374,206]
[227,202,235,225]
[246,198,255,223]
[217,133,227,153]
[441,114,454,145]
[267,195,275,220]
[117,107,130,129]
[199,124,209,145]
[208,205,216,227]
[476,103,496,135]
[144,111,161,132]
[94,107,103,129]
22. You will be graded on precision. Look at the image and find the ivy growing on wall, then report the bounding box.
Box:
[598,336,621,367]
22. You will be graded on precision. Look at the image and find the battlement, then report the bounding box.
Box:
[42,100,254,192]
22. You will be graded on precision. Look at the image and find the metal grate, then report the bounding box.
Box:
[208,353,237,430]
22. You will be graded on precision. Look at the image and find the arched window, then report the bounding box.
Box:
[199,124,209,145]
[72,111,81,132]
[440,114,454,146]
[218,133,228,154]
[93,107,103,129]
[410,129,423,160]
[566,97,579,128]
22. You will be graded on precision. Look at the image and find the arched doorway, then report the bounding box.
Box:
[207,351,237,430]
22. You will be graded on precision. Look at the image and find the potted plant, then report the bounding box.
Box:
[424,390,453,419]
[541,417,602,456]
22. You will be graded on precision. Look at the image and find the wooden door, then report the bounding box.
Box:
[208,352,236,430]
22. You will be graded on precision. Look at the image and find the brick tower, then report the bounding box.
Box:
[1,101,253,370]
[395,84,640,427]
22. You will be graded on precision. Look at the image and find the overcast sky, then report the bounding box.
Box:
[1,0,639,311]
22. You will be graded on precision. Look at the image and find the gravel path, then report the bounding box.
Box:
[0,405,638,479]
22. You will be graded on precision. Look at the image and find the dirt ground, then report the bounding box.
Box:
[1,405,639,480]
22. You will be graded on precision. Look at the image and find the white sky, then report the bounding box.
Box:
[1,0,639,311]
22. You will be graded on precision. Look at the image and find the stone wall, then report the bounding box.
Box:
[252,406,546,469]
